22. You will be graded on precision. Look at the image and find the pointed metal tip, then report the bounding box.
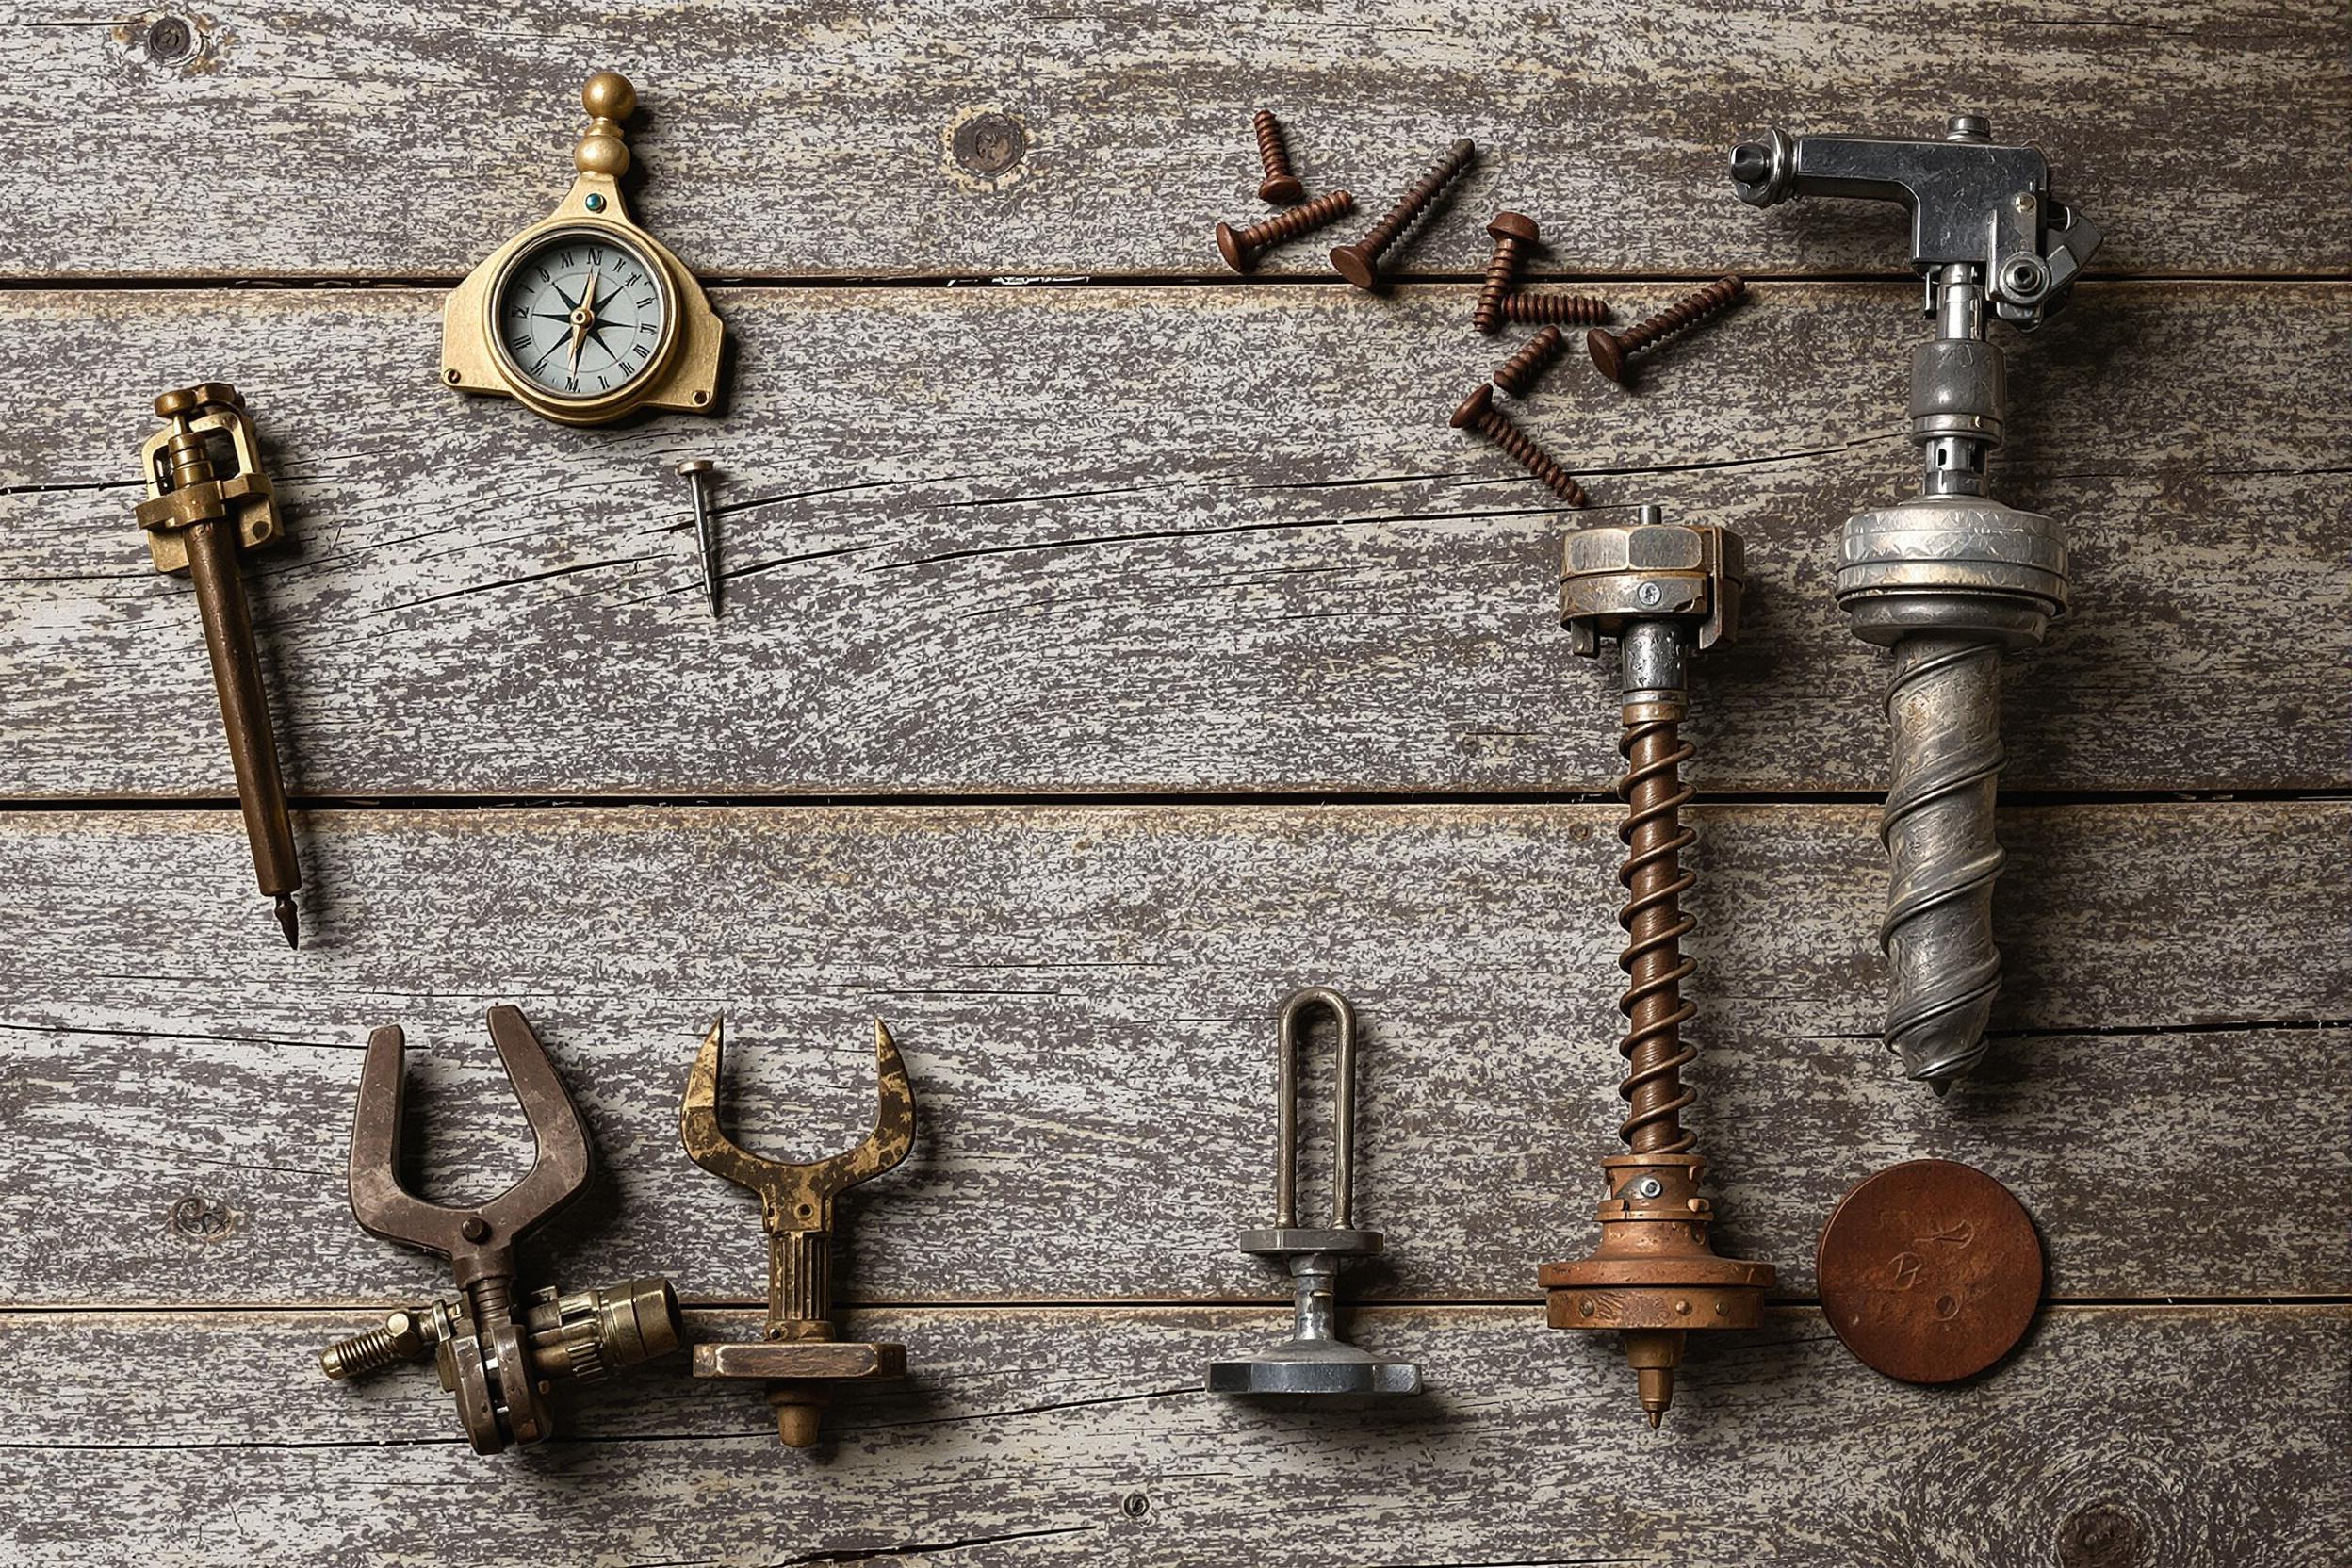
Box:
[274,893,300,950]
[1647,1408,1663,1430]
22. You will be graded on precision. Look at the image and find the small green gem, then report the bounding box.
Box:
[584,193,605,212]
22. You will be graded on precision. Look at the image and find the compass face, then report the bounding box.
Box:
[489,227,674,401]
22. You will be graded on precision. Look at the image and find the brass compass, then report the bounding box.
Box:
[442,73,724,425]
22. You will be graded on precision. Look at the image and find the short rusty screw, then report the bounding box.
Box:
[1473,212,1541,334]
[1216,191,1357,272]
[1492,326,1569,399]
[1450,384,1588,506]
[1502,291,1609,326]
[1589,275,1747,385]
[1252,110,1305,205]
[1331,137,1477,291]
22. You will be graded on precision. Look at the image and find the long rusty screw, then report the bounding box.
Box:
[1473,211,1541,334]
[1217,191,1357,272]
[1449,384,1588,506]
[1589,275,1747,384]
[1492,326,1569,399]
[1252,110,1305,204]
[1331,138,1478,291]
[1502,291,1609,326]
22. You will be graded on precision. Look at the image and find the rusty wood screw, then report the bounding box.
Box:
[1473,212,1541,334]
[1252,110,1305,204]
[1217,190,1357,272]
[1331,138,1477,291]
[1492,326,1569,399]
[1589,275,1747,385]
[1502,290,1609,326]
[1449,384,1588,506]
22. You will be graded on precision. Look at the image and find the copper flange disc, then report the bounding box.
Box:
[1817,1158,2043,1383]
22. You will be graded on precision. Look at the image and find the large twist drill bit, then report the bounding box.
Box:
[1729,117,2102,1094]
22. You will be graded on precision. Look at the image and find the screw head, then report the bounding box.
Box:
[1329,242,1380,291]
[1587,329,1627,384]
[677,459,714,478]
[1487,210,1540,245]
[1637,581,1662,607]
[1214,221,1250,273]
[1634,1176,1665,1198]
[1258,173,1305,205]
[460,1217,490,1243]
[1448,384,1494,429]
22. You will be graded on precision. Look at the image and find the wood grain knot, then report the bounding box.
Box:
[952,112,1028,179]
[142,17,194,63]
[168,1193,237,1242]
[2057,1502,2149,1568]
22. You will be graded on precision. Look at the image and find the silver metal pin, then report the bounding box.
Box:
[677,459,720,618]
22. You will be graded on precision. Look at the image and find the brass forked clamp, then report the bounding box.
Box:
[681,1017,917,1448]
[321,1005,683,1453]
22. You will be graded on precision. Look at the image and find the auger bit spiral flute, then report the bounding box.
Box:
[1728,115,2103,1094]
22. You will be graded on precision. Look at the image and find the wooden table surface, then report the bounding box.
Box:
[3,5,2346,1564]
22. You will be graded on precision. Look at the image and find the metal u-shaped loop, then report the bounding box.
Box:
[1273,986,1358,1231]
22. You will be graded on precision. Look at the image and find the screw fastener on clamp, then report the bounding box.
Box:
[681,1016,917,1448]
[1539,507,1775,1428]
[1207,988,1421,1398]
[1728,114,2099,1094]
[322,1005,685,1452]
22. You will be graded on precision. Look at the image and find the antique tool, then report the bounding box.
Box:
[321,1005,685,1453]
[1206,988,1421,1398]
[1492,325,1569,399]
[1251,109,1305,204]
[1729,116,2102,1093]
[134,383,302,949]
[682,1017,917,1448]
[677,458,722,617]
[1818,1159,2042,1382]
[1586,276,1747,386]
[1331,138,1477,290]
[1217,191,1357,272]
[1539,506,1775,1427]
[1451,384,1588,506]
[442,72,724,425]
[1474,212,1542,334]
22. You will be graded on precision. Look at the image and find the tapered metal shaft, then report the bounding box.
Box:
[183,519,301,946]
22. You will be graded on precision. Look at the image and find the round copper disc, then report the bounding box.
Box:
[1817,1159,2043,1384]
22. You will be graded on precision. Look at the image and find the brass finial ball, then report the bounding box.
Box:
[581,72,636,122]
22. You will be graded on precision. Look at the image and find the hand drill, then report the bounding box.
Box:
[1727,118,2103,1094]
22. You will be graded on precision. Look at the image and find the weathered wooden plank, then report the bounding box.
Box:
[2,803,2342,1306]
[2,1306,2343,1565]
[5,282,2344,798]
[6,1,2346,279]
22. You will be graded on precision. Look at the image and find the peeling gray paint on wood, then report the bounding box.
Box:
[1,803,2342,1306]
[4,2,2347,278]
[3,283,2344,798]
[3,1306,2344,1565]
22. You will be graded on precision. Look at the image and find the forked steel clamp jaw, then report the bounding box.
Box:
[321,1004,684,1453]
[680,1016,917,1449]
